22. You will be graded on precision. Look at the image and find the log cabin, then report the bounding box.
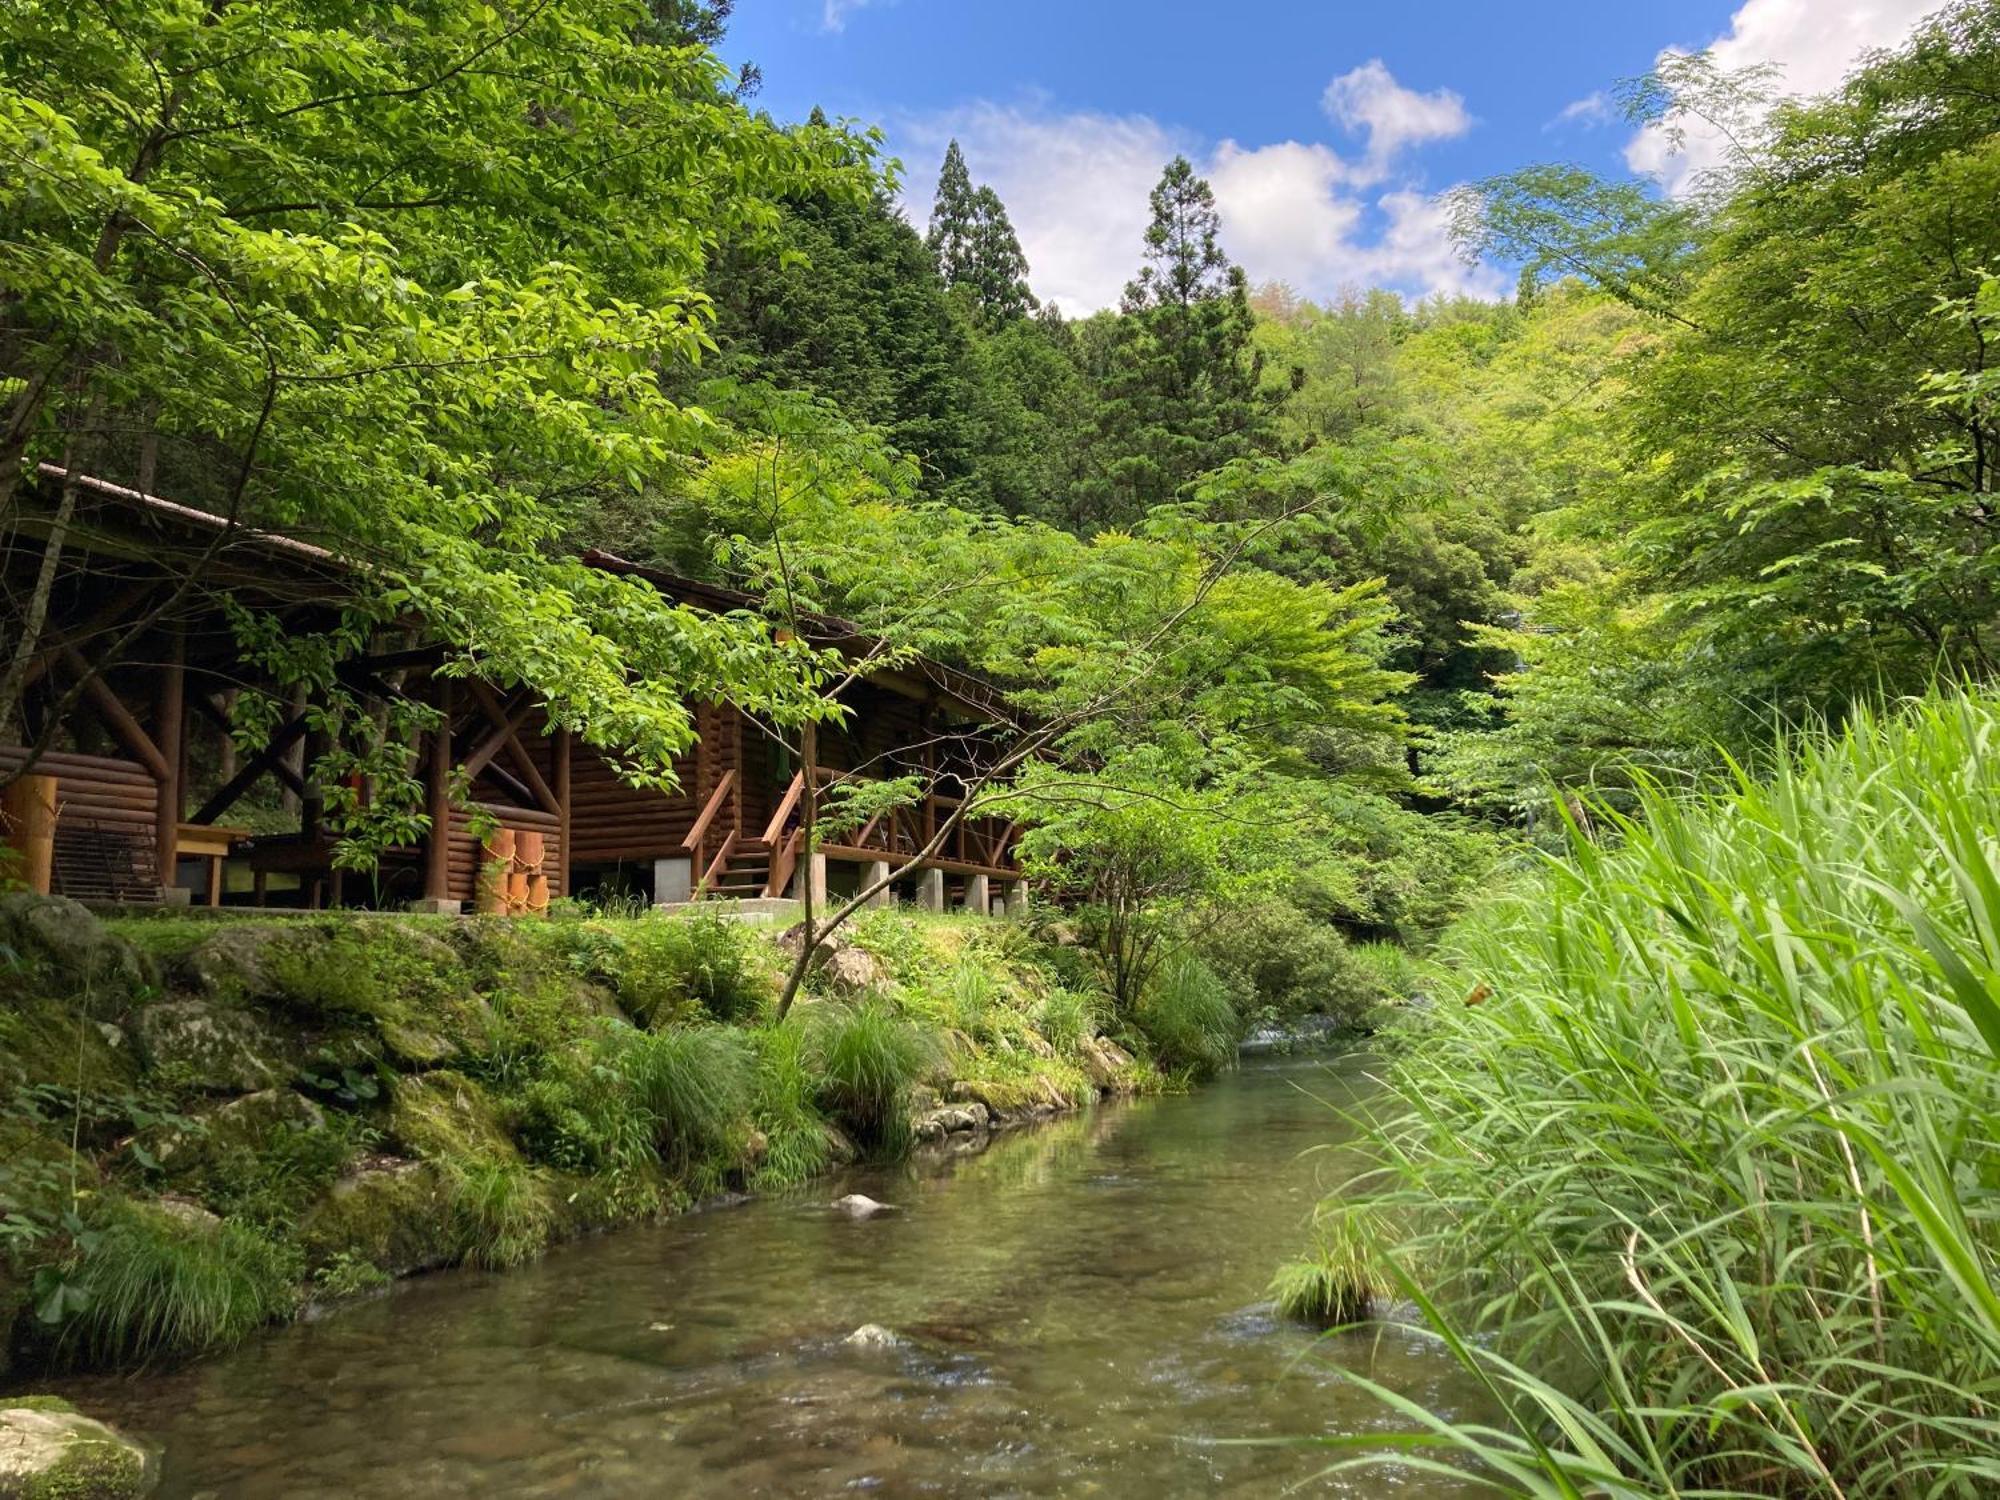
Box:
[0,466,1026,917]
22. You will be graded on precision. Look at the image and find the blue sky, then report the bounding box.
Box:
[720,1,1942,310]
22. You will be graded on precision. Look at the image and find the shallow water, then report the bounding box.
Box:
[57,1053,1489,1497]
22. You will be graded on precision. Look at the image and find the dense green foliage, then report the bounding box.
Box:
[1340,690,2000,1495]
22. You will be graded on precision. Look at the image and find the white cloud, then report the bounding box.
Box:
[896,92,1496,314]
[897,101,1189,313]
[1321,59,1473,183]
[1550,91,1612,130]
[821,0,876,33]
[1626,0,1940,194]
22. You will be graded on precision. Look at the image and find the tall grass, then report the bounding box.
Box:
[1334,692,2000,1497]
[749,1019,836,1190]
[52,1199,299,1367]
[807,999,938,1154]
[1138,955,1238,1080]
[618,1023,754,1174]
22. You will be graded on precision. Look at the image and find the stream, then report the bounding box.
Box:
[59,1052,1490,1497]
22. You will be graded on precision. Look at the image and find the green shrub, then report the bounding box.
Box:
[311,1249,390,1300]
[1343,940,1419,1005]
[597,912,775,1026]
[444,1160,555,1269]
[47,1199,299,1367]
[1270,1206,1378,1327]
[1352,690,2000,1496]
[806,999,938,1154]
[1194,899,1383,1026]
[1136,956,1237,1080]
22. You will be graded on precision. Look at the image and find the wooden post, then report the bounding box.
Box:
[423,682,453,904]
[552,727,571,901]
[1,774,58,894]
[155,627,184,887]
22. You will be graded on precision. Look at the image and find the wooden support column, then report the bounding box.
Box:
[553,726,572,900]
[422,682,453,906]
[155,627,185,886]
[1,774,58,894]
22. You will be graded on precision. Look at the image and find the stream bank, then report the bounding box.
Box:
[0,895,1166,1387]
[45,1053,1487,1498]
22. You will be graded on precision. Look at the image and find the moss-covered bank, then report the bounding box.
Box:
[0,895,1166,1381]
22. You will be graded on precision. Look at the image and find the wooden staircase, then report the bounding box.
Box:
[703,837,775,900]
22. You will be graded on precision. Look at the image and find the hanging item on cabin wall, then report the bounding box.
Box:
[477,823,550,918]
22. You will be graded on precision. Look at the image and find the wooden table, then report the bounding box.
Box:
[177,823,251,907]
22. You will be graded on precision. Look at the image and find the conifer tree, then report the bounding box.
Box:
[926,141,980,288]
[1073,156,1272,530]
[968,186,1038,322]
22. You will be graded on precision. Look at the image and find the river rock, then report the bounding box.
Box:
[842,1324,902,1349]
[832,1193,896,1219]
[0,1398,153,1498]
[1078,1034,1135,1092]
[132,1000,290,1094]
[299,1157,455,1278]
[179,923,287,1000]
[913,1102,990,1142]
[776,927,889,996]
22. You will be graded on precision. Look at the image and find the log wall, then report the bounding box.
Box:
[0,746,157,835]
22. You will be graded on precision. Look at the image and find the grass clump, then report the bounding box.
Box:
[807,999,939,1154]
[1135,956,1237,1080]
[444,1160,556,1270]
[1271,1207,1377,1327]
[748,1020,837,1190]
[615,1024,754,1177]
[1346,690,2000,1497]
[47,1199,299,1368]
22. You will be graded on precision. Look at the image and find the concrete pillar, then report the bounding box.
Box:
[654,854,692,906]
[917,867,945,912]
[961,872,990,916]
[1004,882,1028,917]
[791,851,828,908]
[863,859,891,907]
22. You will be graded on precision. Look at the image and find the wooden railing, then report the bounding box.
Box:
[681,768,736,902]
[746,766,1022,901]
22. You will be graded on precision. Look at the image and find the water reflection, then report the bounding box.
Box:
[56,1054,1487,1497]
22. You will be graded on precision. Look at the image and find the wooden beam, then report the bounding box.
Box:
[459,686,536,781]
[423,682,452,903]
[191,712,309,825]
[60,646,170,782]
[463,679,558,814]
[681,768,737,854]
[155,626,185,879]
[553,727,571,901]
[20,583,158,691]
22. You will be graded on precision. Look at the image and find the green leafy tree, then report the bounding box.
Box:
[0,0,867,830]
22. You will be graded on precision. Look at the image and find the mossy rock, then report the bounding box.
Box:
[0,998,138,1097]
[0,1401,153,1499]
[386,1071,516,1165]
[257,922,493,1066]
[297,1158,455,1278]
[0,896,154,1017]
[130,1001,292,1095]
[144,1089,326,1174]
